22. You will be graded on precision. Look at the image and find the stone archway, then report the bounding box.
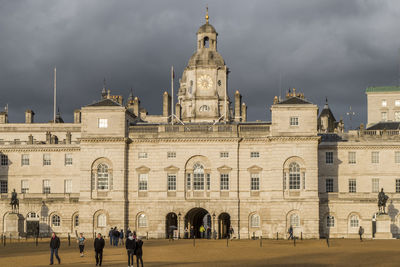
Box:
[218,213,230,239]
[185,208,211,238]
[165,212,178,239]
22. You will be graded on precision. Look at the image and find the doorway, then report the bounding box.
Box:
[185,208,210,238]
[165,212,178,238]
[218,213,231,239]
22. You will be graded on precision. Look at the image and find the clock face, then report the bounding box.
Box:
[197,75,213,90]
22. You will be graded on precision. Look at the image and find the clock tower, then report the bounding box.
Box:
[177,9,231,123]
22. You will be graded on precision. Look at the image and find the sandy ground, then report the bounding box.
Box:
[0,238,399,266]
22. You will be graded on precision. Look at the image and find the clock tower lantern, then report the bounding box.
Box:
[177,9,231,123]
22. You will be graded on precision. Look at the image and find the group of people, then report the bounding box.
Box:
[48,229,144,267]
[183,225,235,240]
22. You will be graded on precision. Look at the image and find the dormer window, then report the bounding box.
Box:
[98,118,108,128]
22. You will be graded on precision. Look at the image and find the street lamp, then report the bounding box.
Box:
[178,212,181,239]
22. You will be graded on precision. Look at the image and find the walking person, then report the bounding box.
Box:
[190,226,194,239]
[229,226,234,240]
[113,227,119,247]
[135,236,144,267]
[199,225,205,239]
[76,232,86,257]
[94,233,105,266]
[184,227,188,239]
[288,225,294,240]
[49,232,61,265]
[120,229,124,245]
[126,233,136,267]
[108,228,113,246]
[359,226,364,242]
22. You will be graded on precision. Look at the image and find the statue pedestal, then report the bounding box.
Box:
[5,213,23,238]
[375,214,392,239]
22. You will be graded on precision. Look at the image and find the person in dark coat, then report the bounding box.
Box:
[135,236,144,267]
[288,225,294,240]
[94,233,105,266]
[49,232,61,265]
[359,226,364,242]
[108,228,113,246]
[113,227,119,247]
[120,229,124,245]
[125,233,136,267]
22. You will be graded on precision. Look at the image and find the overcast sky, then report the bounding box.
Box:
[1,0,400,128]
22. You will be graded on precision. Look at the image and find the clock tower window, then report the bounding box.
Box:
[204,37,209,48]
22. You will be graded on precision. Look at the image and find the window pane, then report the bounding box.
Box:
[349,179,356,193]
[138,214,147,227]
[0,181,7,193]
[186,173,191,190]
[65,179,72,193]
[372,178,379,193]
[98,119,108,128]
[65,154,73,165]
[396,179,400,193]
[220,152,229,158]
[167,151,176,158]
[251,214,260,227]
[325,152,333,164]
[289,162,300,189]
[251,173,260,191]
[250,152,259,158]
[167,174,176,191]
[220,174,229,190]
[1,154,8,166]
[43,180,50,194]
[43,154,51,165]
[396,152,400,164]
[139,173,148,191]
[21,180,29,194]
[350,215,359,228]
[326,178,333,193]
[348,152,356,164]
[290,214,299,227]
[327,216,335,227]
[371,152,379,164]
[97,164,109,190]
[21,154,29,166]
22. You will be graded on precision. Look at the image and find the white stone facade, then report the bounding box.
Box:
[0,17,399,240]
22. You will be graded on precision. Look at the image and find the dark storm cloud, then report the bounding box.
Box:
[1,0,400,128]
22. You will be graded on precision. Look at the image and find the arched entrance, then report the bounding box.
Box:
[165,212,178,239]
[218,213,230,239]
[185,208,211,238]
[26,212,39,236]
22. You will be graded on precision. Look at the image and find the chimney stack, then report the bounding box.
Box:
[241,102,247,122]
[163,91,172,117]
[234,90,242,122]
[25,109,35,123]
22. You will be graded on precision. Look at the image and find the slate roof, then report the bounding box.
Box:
[319,104,336,121]
[277,97,312,105]
[86,98,121,107]
[365,86,400,93]
[367,122,400,130]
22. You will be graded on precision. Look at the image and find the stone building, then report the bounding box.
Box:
[0,13,399,239]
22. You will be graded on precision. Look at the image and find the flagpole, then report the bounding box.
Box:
[171,66,174,125]
[53,67,56,123]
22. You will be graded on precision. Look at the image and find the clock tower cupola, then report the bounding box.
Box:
[177,8,231,123]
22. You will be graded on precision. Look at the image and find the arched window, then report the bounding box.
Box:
[204,37,209,48]
[327,215,335,227]
[97,214,106,227]
[51,215,61,227]
[193,163,205,190]
[289,162,300,189]
[250,214,260,228]
[290,213,300,227]
[138,214,147,228]
[97,164,109,190]
[350,215,359,228]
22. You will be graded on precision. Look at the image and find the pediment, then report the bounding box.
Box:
[217,165,232,172]
[247,165,263,173]
[135,165,150,173]
[164,165,180,172]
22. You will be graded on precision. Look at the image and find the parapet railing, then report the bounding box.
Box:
[362,130,400,136]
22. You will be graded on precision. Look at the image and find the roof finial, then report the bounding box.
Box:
[205,5,209,24]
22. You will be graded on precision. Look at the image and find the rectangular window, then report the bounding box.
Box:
[381,112,387,121]
[396,179,400,193]
[64,179,72,193]
[21,154,30,166]
[290,117,299,126]
[348,179,356,193]
[98,118,108,128]
[138,173,148,191]
[186,173,191,190]
[43,180,51,194]
[65,154,73,165]
[396,152,400,163]
[138,152,148,159]
[251,173,260,191]
[326,178,333,193]
[395,111,400,122]
[372,178,379,193]
[220,174,229,190]
[289,173,300,190]
[325,152,333,164]
[207,173,210,190]
[396,100,400,107]
[167,151,176,158]
[0,180,7,193]
[193,173,204,190]
[1,154,8,166]
[250,152,260,158]
[43,154,51,165]
[220,152,229,158]
[21,180,29,194]
[371,152,379,164]
[167,174,176,191]
[382,100,387,107]
[327,216,335,227]
[348,152,356,164]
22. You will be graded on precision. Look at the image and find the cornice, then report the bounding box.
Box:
[0,146,80,152]
[320,144,400,150]
[269,136,320,142]
[79,137,130,143]
[130,137,241,143]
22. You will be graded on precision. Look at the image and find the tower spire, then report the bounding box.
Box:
[205,5,209,24]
